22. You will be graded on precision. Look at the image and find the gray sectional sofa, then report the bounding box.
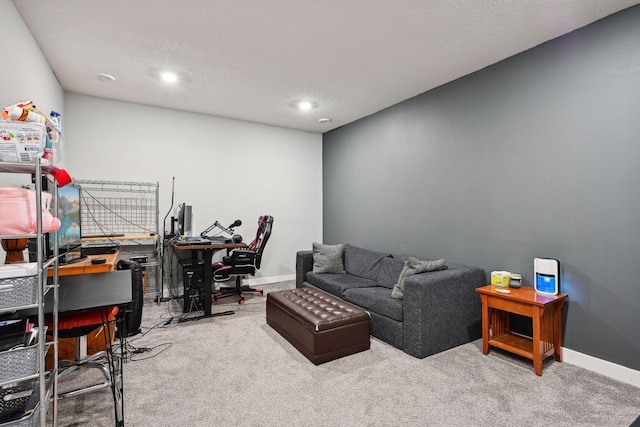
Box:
[296,244,485,359]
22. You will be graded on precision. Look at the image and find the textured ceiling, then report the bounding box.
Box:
[12,0,640,133]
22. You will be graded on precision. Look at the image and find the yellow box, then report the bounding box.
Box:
[491,271,511,287]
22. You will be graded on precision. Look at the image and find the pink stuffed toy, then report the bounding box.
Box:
[0,187,61,234]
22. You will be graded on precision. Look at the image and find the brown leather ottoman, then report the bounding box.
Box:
[266,287,371,365]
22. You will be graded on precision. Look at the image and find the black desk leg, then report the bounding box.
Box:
[203,248,213,316]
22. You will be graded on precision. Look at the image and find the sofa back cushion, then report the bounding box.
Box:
[376,257,407,289]
[312,242,345,274]
[391,257,448,299]
[344,244,391,280]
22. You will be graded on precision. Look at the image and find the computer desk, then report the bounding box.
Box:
[170,241,246,317]
[26,269,133,365]
[44,270,131,427]
[44,251,123,361]
[43,269,132,313]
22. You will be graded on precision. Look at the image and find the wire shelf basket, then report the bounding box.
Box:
[74,180,161,301]
[75,180,159,237]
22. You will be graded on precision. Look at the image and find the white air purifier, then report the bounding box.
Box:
[534,257,560,295]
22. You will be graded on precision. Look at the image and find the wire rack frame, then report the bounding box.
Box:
[75,180,159,237]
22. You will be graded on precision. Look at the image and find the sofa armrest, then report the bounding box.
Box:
[296,250,314,288]
[402,263,485,358]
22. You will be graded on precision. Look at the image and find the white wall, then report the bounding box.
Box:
[0,0,322,278]
[64,93,323,280]
[0,0,65,186]
[0,0,65,263]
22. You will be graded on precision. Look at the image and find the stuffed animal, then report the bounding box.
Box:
[0,187,61,235]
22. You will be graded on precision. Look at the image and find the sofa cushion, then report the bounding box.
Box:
[391,258,448,299]
[344,244,391,280]
[391,254,413,262]
[343,286,403,322]
[306,271,376,298]
[312,242,345,274]
[376,257,406,289]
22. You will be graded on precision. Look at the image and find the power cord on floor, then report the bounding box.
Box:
[114,284,280,362]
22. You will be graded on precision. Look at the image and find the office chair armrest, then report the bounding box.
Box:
[229,249,256,257]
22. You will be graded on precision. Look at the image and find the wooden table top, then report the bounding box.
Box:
[48,252,118,277]
[476,285,567,306]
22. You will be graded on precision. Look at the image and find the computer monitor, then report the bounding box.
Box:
[176,203,193,237]
[49,184,83,256]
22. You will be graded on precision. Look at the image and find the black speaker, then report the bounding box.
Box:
[116,260,144,337]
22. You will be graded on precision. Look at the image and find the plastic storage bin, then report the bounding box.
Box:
[0,345,40,384]
[0,381,41,427]
[0,122,46,164]
[0,264,39,310]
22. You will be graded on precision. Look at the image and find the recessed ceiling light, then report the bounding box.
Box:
[297,101,313,111]
[94,73,116,82]
[318,118,332,123]
[161,72,178,83]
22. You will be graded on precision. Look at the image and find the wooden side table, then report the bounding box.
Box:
[476,285,568,376]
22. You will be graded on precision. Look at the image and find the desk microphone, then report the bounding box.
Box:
[228,219,242,229]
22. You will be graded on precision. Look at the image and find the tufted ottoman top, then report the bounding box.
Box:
[268,287,370,332]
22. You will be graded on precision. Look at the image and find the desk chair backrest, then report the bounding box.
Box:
[247,215,273,269]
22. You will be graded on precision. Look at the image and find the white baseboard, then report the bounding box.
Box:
[563,347,640,388]
[160,274,295,299]
[243,274,295,286]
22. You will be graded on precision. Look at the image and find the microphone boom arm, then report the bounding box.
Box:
[200,221,236,238]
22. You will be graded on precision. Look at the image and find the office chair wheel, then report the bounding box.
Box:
[239,294,245,304]
[257,288,264,297]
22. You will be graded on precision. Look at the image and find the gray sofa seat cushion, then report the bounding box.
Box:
[343,286,403,322]
[306,271,377,298]
[344,244,392,280]
[376,257,406,289]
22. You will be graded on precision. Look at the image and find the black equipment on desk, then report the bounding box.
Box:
[174,236,214,246]
[81,242,120,256]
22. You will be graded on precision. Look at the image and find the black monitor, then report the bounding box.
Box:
[176,203,192,237]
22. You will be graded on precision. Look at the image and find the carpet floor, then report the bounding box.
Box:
[51,281,640,426]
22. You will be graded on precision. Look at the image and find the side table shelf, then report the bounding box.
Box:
[476,285,568,376]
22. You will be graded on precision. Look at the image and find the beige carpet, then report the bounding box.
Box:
[52,281,640,426]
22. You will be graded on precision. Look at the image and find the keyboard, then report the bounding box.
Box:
[174,237,215,246]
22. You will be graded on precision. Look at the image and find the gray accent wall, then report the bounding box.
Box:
[323,6,640,371]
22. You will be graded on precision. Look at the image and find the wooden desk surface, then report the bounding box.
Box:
[48,252,118,277]
[170,242,246,251]
[83,234,158,242]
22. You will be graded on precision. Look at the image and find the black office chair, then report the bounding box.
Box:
[212,215,273,304]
